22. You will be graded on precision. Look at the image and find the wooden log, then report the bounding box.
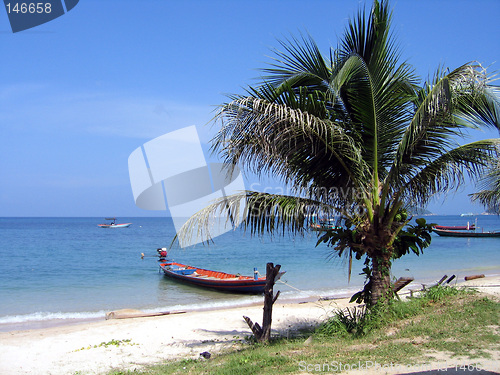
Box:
[464,274,485,281]
[445,275,456,284]
[436,275,448,285]
[243,315,263,339]
[105,309,186,320]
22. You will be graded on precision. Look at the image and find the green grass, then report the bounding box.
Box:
[108,286,499,375]
[75,338,135,351]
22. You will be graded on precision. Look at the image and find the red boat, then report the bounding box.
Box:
[433,224,475,231]
[159,261,284,294]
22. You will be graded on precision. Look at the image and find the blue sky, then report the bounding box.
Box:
[0,0,499,217]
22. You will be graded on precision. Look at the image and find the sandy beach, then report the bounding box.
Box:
[0,298,339,375]
[0,276,499,375]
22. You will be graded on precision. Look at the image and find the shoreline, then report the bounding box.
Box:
[0,288,356,333]
[0,275,499,375]
[1,269,499,334]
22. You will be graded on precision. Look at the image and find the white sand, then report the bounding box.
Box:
[0,275,498,375]
[0,299,343,375]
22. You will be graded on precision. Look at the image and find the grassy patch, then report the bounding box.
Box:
[108,287,499,374]
[76,338,135,351]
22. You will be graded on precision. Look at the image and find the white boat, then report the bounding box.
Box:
[98,218,132,228]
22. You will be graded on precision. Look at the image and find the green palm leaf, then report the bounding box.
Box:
[403,139,500,207]
[175,191,338,246]
[213,95,371,208]
[471,148,500,213]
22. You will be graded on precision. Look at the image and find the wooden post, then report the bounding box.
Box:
[243,262,281,343]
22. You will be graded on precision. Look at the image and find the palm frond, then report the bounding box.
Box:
[174,191,338,246]
[334,0,418,176]
[387,63,500,196]
[402,139,500,207]
[262,33,331,90]
[212,95,371,207]
[471,154,500,213]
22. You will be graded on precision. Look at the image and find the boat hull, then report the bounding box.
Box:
[310,222,340,231]
[98,223,132,228]
[159,262,270,293]
[433,228,500,237]
[434,225,475,231]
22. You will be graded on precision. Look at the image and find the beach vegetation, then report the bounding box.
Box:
[177,0,500,308]
[75,338,134,351]
[107,288,499,374]
[317,285,476,338]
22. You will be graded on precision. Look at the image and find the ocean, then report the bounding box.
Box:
[1,215,499,332]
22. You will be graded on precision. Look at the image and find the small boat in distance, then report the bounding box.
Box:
[159,261,285,294]
[98,218,132,228]
[310,219,340,231]
[433,228,500,237]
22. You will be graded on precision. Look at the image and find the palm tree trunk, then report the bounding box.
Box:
[369,254,392,306]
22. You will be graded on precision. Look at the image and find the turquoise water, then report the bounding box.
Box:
[0,216,499,331]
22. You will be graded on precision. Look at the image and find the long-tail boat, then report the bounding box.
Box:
[310,219,340,231]
[433,228,500,237]
[433,224,475,231]
[158,261,285,293]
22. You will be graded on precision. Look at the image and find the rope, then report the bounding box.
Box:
[277,279,304,292]
[256,270,306,293]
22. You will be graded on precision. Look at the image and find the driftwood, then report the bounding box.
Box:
[392,277,414,300]
[105,309,186,320]
[464,274,485,281]
[446,275,456,284]
[422,275,448,290]
[392,277,414,293]
[243,262,281,343]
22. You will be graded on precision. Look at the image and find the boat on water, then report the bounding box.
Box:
[433,228,500,237]
[310,219,340,231]
[433,224,475,231]
[98,218,132,228]
[158,261,285,293]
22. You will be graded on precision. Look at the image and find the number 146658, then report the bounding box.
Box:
[5,3,52,14]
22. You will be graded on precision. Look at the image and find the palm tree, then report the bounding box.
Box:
[179,0,500,306]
